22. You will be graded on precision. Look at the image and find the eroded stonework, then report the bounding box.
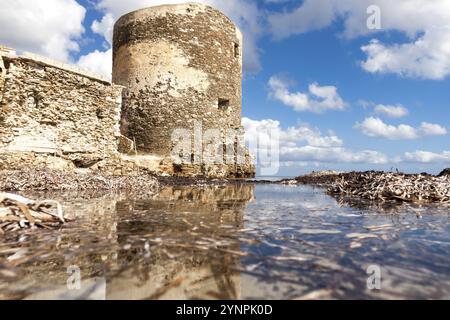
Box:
[113,3,255,177]
[0,51,123,171]
[0,3,255,178]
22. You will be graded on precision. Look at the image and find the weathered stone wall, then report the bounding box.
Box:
[113,3,243,155]
[0,3,255,178]
[113,3,255,178]
[0,53,123,170]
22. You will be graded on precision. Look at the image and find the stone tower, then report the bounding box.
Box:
[113,2,254,177]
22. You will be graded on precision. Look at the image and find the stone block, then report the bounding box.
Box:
[118,135,134,154]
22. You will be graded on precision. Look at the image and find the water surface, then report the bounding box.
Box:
[1,183,449,299]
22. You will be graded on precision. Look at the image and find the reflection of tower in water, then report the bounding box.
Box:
[4,184,254,300]
[107,183,255,300]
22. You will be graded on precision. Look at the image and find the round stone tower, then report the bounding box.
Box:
[113,2,255,178]
[113,2,243,156]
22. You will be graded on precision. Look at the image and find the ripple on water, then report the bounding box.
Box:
[0,183,449,300]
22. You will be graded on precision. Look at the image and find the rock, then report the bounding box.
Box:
[70,155,103,168]
[438,168,450,177]
[159,157,175,176]
[118,135,134,154]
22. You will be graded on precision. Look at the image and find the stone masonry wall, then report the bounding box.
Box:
[0,3,255,178]
[113,3,243,155]
[0,52,123,170]
[112,3,255,178]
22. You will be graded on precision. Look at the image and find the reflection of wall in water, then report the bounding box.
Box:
[9,184,255,300]
[116,183,254,229]
[108,184,255,299]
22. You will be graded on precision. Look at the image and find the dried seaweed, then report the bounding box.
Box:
[0,193,65,232]
[327,171,450,204]
[0,170,159,194]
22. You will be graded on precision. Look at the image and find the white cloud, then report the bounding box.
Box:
[243,117,343,148]
[337,0,450,39]
[268,76,347,113]
[77,49,113,79]
[420,122,448,136]
[0,0,86,62]
[281,146,388,164]
[89,0,263,74]
[268,0,450,40]
[355,117,447,140]
[281,126,343,148]
[374,104,409,118]
[403,151,450,163]
[243,117,450,167]
[268,0,335,40]
[91,13,115,46]
[267,0,450,80]
[361,28,450,80]
[242,117,388,165]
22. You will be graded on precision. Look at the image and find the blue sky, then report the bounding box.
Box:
[243,23,450,175]
[0,0,449,176]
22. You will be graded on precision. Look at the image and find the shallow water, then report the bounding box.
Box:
[1,183,449,300]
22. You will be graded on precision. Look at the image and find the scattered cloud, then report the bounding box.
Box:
[268,76,347,113]
[242,117,388,165]
[403,151,450,163]
[268,0,450,39]
[419,122,448,136]
[0,0,85,62]
[268,0,335,40]
[5,1,450,80]
[361,28,450,80]
[77,49,113,79]
[355,117,447,140]
[374,104,409,118]
[267,0,450,80]
[91,13,115,46]
[244,117,449,168]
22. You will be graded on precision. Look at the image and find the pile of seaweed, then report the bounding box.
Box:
[292,169,450,204]
[0,193,65,233]
[327,170,450,204]
[0,170,159,193]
